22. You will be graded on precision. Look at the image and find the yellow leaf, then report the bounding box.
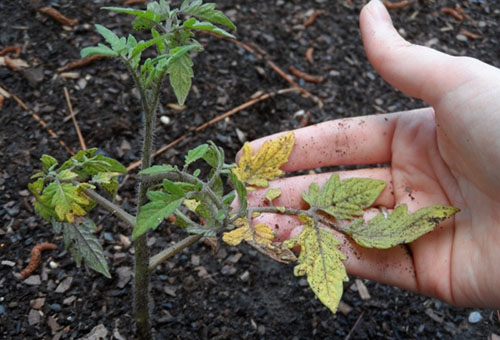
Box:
[284,214,348,314]
[223,218,296,263]
[222,218,274,246]
[232,132,294,187]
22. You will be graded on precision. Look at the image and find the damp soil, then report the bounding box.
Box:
[1,0,500,339]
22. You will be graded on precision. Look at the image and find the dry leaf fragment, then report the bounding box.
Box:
[232,131,294,187]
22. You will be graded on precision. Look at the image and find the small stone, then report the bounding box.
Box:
[1,260,15,267]
[456,34,468,42]
[24,275,41,286]
[0,305,5,315]
[116,266,132,289]
[468,311,483,323]
[30,297,45,310]
[28,309,41,325]
[63,296,77,305]
[220,265,237,276]
[50,303,62,312]
[55,277,73,293]
[80,323,108,340]
[160,116,171,125]
[47,315,62,333]
[191,255,200,266]
[163,285,177,297]
[227,252,242,264]
[239,270,250,282]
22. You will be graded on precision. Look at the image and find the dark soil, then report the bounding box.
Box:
[1,0,500,339]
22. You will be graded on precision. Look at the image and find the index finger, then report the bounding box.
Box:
[243,108,432,172]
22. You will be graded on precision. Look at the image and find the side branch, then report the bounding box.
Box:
[149,234,202,271]
[84,188,136,228]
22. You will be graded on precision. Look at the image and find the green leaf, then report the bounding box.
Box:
[222,191,236,205]
[168,53,193,105]
[229,172,247,217]
[59,148,126,181]
[185,144,209,168]
[183,17,235,38]
[346,204,460,249]
[183,2,236,30]
[41,154,58,173]
[61,219,111,278]
[302,174,385,220]
[151,28,166,54]
[284,214,348,313]
[162,179,186,197]
[81,44,118,58]
[202,143,221,168]
[139,164,175,175]
[134,198,183,239]
[130,34,168,59]
[95,24,126,53]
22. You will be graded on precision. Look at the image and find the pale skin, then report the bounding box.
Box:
[243,0,500,309]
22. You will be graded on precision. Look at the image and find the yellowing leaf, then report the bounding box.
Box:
[43,182,95,223]
[222,218,274,246]
[265,188,281,203]
[284,214,348,313]
[232,132,294,187]
[346,204,459,249]
[222,218,297,263]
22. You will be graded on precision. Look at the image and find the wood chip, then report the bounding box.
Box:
[79,323,108,340]
[30,297,46,310]
[305,47,314,64]
[355,279,371,300]
[55,277,73,293]
[338,301,353,315]
[47,315,62,334]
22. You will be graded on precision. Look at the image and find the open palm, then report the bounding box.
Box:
[245,0,500,309]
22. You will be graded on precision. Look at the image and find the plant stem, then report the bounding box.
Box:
[133,74,156,340]
[149,234,202,271]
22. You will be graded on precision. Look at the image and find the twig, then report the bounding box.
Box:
[0,45,21,57]
[303,10,324,27]
[203,32,324,108]
[40,7,79,26]
[2,84,74,155]
[289,65,324,83]
[344,311,365,340]
[123,0,147,5]
[127,87,298,171]
[383,0,409,10]
[58,55,103,73]
[20,243,58,279]
[441,7,467,21]
[149,234,202,271]
[459,29,483,40]
[64,87,87,150]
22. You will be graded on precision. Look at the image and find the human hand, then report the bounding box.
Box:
[243,0,500,309]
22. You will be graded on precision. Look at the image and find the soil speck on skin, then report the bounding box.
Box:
[1,0,499,339]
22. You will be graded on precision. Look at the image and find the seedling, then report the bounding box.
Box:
[27,1,458,339]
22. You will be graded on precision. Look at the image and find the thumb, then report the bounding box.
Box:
[360,0,479,106]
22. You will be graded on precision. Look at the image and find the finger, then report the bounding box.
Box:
[248,167,395,210]
[359,0,496,106]
[253,213,418,292]
[241,110,430,172]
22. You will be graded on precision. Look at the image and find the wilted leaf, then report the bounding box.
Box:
[284,214,348,313]
[345,204,459,249]
[43,182,95,223]
[232,132,294,187]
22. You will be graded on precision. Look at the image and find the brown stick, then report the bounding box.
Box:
[127,88,298,171]
[64,87,87,150]
[459,29,483,40]
[303,10,324,28]
[441,7,466,21]
[289,65,324,83]
[40,7,79,26]
[383,0,409,10]
[0,93,4,110]
[58,55,103,73]
[344,311,365,340]
[20,243,58,279]
[0,45,21,57]
[123,0,147,5]
[3,85,74,155]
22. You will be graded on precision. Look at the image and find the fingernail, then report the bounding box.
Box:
[367,0,392,23]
